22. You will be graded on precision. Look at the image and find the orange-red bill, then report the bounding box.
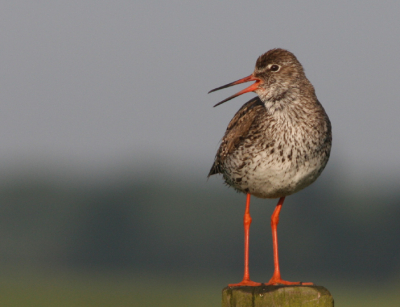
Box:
[208,75,260,107]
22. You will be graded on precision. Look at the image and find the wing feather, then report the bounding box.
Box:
[208,97,265,177]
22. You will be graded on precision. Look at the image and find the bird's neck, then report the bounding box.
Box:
[259,87,299,115]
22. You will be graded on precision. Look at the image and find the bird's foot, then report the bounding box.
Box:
[228,279,262,287]
[265,277,313,286]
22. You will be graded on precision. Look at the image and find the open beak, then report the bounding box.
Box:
[208,74,261,107]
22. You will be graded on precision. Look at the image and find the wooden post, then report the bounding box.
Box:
[222,285,334,307]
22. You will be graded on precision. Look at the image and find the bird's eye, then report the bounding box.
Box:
[270,64,280,72]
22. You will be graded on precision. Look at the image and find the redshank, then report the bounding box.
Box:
[208,48,332,286]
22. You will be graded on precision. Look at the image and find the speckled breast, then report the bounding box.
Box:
[221,119,331,199]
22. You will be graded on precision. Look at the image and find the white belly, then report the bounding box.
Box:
[222,137,329,199]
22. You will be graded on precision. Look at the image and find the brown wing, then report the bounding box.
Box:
[208,97,265,177]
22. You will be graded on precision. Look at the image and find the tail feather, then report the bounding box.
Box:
[207,162,222,177]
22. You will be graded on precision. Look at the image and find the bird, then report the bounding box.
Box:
[208,48,332,287]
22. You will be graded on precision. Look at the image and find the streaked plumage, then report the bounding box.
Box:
[209,48,331,199]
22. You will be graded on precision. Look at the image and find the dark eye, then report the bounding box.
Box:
[270,64,280,72]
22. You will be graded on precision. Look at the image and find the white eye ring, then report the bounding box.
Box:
[268,64,280,72]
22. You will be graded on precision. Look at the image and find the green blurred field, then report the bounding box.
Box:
[0,169,399,306]
[0,270,399,307]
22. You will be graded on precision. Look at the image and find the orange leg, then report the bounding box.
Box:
[229,193,261,287]
[266,197,312,286]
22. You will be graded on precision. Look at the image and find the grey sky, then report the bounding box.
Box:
[0,1,399,186]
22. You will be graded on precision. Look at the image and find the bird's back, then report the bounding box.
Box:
[208,96,266,177]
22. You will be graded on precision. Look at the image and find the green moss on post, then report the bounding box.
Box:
[222,285,333,307]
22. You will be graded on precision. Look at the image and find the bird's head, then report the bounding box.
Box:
[209,49,308,108]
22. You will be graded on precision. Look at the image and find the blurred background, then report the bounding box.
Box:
[0,1,399,306]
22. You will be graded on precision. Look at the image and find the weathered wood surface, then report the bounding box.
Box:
[222,285,333,307]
